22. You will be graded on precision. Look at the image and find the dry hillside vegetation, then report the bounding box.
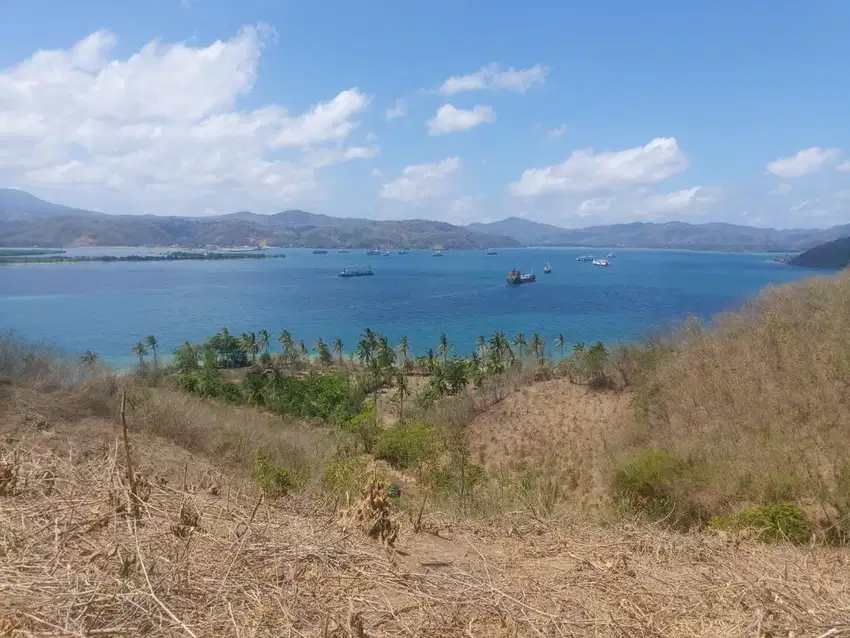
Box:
[467,379,631,504]
[610,272,850,535]
[2,421,850,637]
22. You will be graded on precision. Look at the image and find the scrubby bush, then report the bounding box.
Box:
[253,455,297,498]
[374,423,439,472]
[610,449,706,528]
[709,503,811,545]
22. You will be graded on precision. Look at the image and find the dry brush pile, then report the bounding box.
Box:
[2,426,850,637]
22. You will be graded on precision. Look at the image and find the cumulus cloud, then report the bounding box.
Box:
[508,137,689,197]
[766,147,840,179]
[770,183,792,195]
[385,98,406,120]
[427,104,495,136]
[547,124,568,139]
[639,187,721,215]
[439,63,546,95]
[0,25,375,213]
[379,157,462,203]
[837,161,850,173]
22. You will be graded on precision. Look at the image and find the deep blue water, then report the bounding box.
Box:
[0,247,819,367]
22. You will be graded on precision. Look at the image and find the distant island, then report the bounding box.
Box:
[2,187,849,252]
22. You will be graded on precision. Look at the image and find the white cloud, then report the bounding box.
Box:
[380,157,462,203]
[640,186,721,215]
[0,25,375,213]
[427,104,495,136]
[547,124,568,139]
[385,98,406,120]
[834,189,850,200]
[439,63,546,95]
[370,168,383,178]
[508,137,689,197]
[766,147,840,179]
[770,183,792,195]
[577,197,615,214]
[837,161,850,172]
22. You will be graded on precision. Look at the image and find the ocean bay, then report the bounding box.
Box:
[0,247,816,367]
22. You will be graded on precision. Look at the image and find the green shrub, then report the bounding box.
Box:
[343,403,379,453]
[374,423,439,471]
[610,449,705,528]
[709,503,811,544]
[253,455,297,498]
[630,383,663,424]
[322,455,370,495]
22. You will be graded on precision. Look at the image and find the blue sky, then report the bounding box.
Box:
[1,0,849,228]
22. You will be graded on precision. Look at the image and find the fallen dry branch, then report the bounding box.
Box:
[1,437,850,637]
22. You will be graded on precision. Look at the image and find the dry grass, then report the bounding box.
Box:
[2,433,850,637]
[127,386,337,492]
[466,379,632,505]
[615,271,850,530]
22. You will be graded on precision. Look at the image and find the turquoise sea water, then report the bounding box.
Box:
[0,247,820,367]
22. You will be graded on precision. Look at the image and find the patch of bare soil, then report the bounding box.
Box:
[466,378,633,502]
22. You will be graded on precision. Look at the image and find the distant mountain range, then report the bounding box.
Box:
[468,216,850,252]
[1,188,848,252]
[0,190,518,250]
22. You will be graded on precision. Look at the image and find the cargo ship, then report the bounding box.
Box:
[507,268,536,284]
[339,266,374,277]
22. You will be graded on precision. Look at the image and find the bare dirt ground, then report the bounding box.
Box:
[2,384,849,637]
[466,378,633,503]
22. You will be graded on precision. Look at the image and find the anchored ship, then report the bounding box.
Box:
[507,268,536,285]
[339,266,374,278]
[544,263,552,274]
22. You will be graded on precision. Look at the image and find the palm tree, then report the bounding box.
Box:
[476,335,488,358]
[530,333,545,364]
[356,331,374,366]
[257,329,270,355]
[241,331,259,363]
[395,370,409,422]
[513,332,527,362]
[396,336,410,369]
[315,337,333,366]
[131,341,148,365]
[278,330,295,366]
[145,335,159,368]
[80,350,99,367]
[438,333,451,363]
[333,337,344,366]
[554,334,567,361]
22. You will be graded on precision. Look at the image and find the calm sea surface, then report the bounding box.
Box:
[0,247,819,367]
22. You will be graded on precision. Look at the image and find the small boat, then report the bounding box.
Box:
[366,249,381,256]
[507,268,536,285]
[606,252,616,259]
[397,250,408,255]
[313,249,329,254]
[575,255,594,262]
[592,259,610,267]
[337,249,350,254]
[339,266,374,277]
[486,249,498,255]
[543,263,552,274]
[432,250,444,257]
[382,250,391,257]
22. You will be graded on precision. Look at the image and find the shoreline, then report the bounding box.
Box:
[0,251,287,265]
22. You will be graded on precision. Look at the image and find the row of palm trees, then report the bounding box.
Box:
[125,329,573,372]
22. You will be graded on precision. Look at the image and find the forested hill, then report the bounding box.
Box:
[789,236,850,269]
